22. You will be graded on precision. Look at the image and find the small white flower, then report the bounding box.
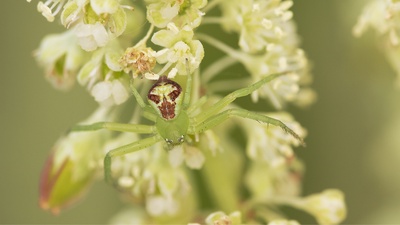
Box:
[34,30,88,90]
[245,45,313,108]
[146,195,179,216]
[205,211,242,225]
[353,0,392,39]
[268,219,300,225]
[75,22,109,51]
[90,79,130,106]
[145,0,207,28]
[198,34,314,108]
[301,189,347,225]
[109,207,149,224]
[243,112,306,166]
[91,0,119,15]
[183,145,205,169]
[119,47,157,77]
[61,0,89,28]
[152,23,204,75]
[220,0,294,53]
[245,159,303,199]
[103,136,193,216]
[168,145,205,169]
[36,0,67,22]
[354,0,400,86]
[61,0,128,48]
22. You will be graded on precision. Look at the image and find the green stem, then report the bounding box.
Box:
[197,33,245,61]
[208,77,251,93]
[134,24,155,48]
[199,137,244,212]
[202,0,224,13]
[201,55,238,83]
[249,195,304,210]
[202,16,225,25]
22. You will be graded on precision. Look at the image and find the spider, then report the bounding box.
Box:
[71,70,304,185]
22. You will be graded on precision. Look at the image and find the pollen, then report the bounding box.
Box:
[119,47,157,78]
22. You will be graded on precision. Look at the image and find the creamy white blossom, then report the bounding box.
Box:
[205,211,242,225]
[197,33,315,109]
[152,23,204,75]
[36,0,68,22]
[168,145,205,169]
[61,0,128,51]
[119,47,157,77]
[34,30,88,90]
[74,22,110,51]
[245,159,303,200]
[145,0,207,28]
[300,189,347,225]
[90,79,130,106]
[242,112,306,166]
[103,133,194,217]
[268,219,300,225]
[219,0,295,53]
[354,0,400,86]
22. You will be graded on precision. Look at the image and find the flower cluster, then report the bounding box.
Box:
[354,0,400,86]
[201,0,316,109]
[31,0,346,224]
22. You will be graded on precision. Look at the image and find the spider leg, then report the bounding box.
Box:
[182,59,193,110]
[130,79,157,122]
[70,122,156,134]
[195,72,287,123]
[104,134,163,184]
[130,79,147,108]
[192,108,305,145]
[187,95,208,115]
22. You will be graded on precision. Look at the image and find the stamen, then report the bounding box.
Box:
[37,0,66,22]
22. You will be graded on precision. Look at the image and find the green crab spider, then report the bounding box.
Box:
[71,70,304,185]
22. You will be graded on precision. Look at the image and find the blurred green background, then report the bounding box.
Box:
[2,0,400,223]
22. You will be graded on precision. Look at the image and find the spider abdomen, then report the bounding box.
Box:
[148,76,183,120]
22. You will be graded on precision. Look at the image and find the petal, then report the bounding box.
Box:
[91,81,112,102]
[111,79,129,105]
[109,7,127,37]
[90,0,119,14]
[92,23,109,47]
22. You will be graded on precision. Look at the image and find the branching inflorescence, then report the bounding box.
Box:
[31,0,346,224]
[354,0,400,87]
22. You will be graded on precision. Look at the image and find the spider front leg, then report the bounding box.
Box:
[71,122,156,133]
[192,108,305,145]
[104,135,163,184]
[130,79,157,122]
[195,72,288,123]
[70,122,161,184]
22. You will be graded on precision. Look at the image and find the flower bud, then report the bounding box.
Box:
[301,189,347,225]
[268,219,300,225]
[205,211,242,225]
[39,107,112,214]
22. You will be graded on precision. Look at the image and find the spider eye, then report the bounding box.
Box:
[178,135,185,143]
[165,139,173,145]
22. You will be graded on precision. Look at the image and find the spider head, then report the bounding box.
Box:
[156,111,190,147]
